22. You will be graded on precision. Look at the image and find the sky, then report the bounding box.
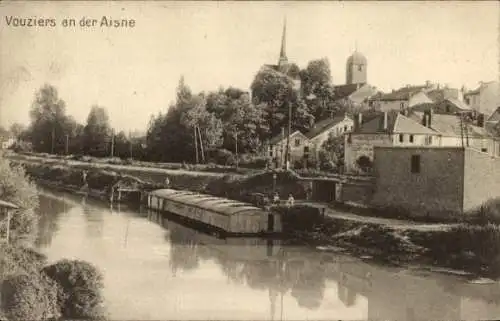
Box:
[0,1,498,132]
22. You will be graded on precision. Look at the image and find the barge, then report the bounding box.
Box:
[147,189,282,235]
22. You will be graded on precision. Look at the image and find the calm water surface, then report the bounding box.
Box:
[35,188,500,321]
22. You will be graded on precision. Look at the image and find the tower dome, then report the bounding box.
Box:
[346,51,367,65]
[346,50,367,85]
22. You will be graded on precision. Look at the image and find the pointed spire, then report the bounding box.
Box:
[278,16,288,66]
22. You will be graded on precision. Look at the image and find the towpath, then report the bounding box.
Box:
[7,154,237,178]
[297,201,459,232]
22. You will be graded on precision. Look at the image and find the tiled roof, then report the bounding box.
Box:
[305,115,351,139]
[376,86,428,101]
[269,130,304,145]
[487,107,500,122]
[355,111,435,135]
[409,112,489,138]
[334,83,364,100]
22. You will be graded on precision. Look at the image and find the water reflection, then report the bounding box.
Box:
[37,189,500,321]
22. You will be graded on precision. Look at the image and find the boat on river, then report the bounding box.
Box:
[147,189,282,236]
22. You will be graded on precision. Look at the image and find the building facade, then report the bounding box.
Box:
[371,146,500,218]
[305,115,354,160]
[464,81,500,117]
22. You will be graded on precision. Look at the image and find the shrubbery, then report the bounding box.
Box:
[42,259,105,320]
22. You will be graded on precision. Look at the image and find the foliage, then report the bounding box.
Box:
[1,272,61,321]
[42,259,105,320]
[27,84,74,154]
[0,157,39,244]
[318,133,345,172]
[251,66,314,136]
[83,106,112,157]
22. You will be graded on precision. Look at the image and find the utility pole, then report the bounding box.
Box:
[280,127,285,169]
[129,131,133,159]
[51,127,55,154]
[285,100,292,170]
[110,129,115,158]
[235,131,239,170]
[194,126,199,164]
[65,134,69,155]
[197,126,205,163]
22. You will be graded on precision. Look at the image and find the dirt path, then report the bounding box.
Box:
[298,201,458,232]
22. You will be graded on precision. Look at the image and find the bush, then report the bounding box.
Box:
[0,157,39,244]
[205,148,235,166]
[1,273,60,321]
[42,259,105,320]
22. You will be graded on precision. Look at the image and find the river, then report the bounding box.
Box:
[35,188,500,321]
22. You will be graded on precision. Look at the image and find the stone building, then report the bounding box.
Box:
[464,81,500,117]
[371,146,500,218]
[344,111,439,173]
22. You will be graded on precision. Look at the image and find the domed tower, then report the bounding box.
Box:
[346,50,367,85]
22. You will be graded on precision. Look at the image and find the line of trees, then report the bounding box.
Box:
[14,58,351,165]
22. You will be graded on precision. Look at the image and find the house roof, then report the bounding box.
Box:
[376,86,428,101]
[446,98,473,111]
[355,111,436,135]
[334,83,364,100]
[305,115,351,139]
[410,99,472,114]
[269,130,305,145]
[487,107,500,122]
[409,112,490,138]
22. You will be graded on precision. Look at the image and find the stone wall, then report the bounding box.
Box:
[371,146,465,218]
[463,148,500,211]
[344,133,393,172]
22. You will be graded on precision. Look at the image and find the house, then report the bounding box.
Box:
[344,111,440,173]
[464,81,500,117]
[371,146,500,218]
[407,111,500,156]
[333,83,378,110]
[0,137,16,150]
[304,114,354,160]
[370,85,434,112]
[267,130,309,167]
[409,98,473,115]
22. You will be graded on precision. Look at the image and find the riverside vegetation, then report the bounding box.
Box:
[0,155,106,321]
[11,153,500,278]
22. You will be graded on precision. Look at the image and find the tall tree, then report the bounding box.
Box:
[9,123,25,139]
[83,106,111,157]
[28,84,69,154]
[251,66,314,136]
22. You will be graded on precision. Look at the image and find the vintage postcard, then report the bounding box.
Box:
[0,1,499,320]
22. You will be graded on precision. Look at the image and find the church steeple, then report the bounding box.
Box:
[278,17,288,67]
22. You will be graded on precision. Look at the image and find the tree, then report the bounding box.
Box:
[28,84,69,154]
[82,106,111,157]
[9,123,25,139]
[251,66,314,136]
[318,133,345,172]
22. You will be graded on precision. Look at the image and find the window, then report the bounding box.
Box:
[295,138,300,147]
[411,155,421,173]
[481,148,488,153]
[399,134,404,143]
[358,65,363,71]
[425,136,433,145]
[344,125,348,132]
[400,102,405,109]
[409,135,414,143]
[304,146,309,155]
[269,149,273,157]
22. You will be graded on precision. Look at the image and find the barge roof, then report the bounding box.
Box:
[150,189,266,217]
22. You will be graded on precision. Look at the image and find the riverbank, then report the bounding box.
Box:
[8,153,500,279]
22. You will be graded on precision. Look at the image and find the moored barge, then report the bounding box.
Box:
[147,189,282,235]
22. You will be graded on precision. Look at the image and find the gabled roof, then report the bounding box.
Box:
[305,115,352,139]
[334,83,365,100]
[269,130,306,145]
[487,107,500,122]
[409,112,490,138]
[355,111,436,135]
[410,99,472,114]
[376,86,428,101]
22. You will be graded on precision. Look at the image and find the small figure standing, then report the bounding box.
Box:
[164,177,170,188]
[306,186,312,200]
[273,193,280,205]
[287,194,295,207]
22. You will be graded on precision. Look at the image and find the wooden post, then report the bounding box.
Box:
[194,126,199,164]
[285,100,292,170]
[65,134,69,155]
[6,210,11,244]
[111,129,115,158]
[51,127,55,154]
[197,126,205,163]
[235,131,239,170]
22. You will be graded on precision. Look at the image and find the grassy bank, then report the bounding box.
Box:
[276,204,500,278]
[0,155,107,321]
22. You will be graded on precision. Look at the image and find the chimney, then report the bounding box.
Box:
[383,111,388,130]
